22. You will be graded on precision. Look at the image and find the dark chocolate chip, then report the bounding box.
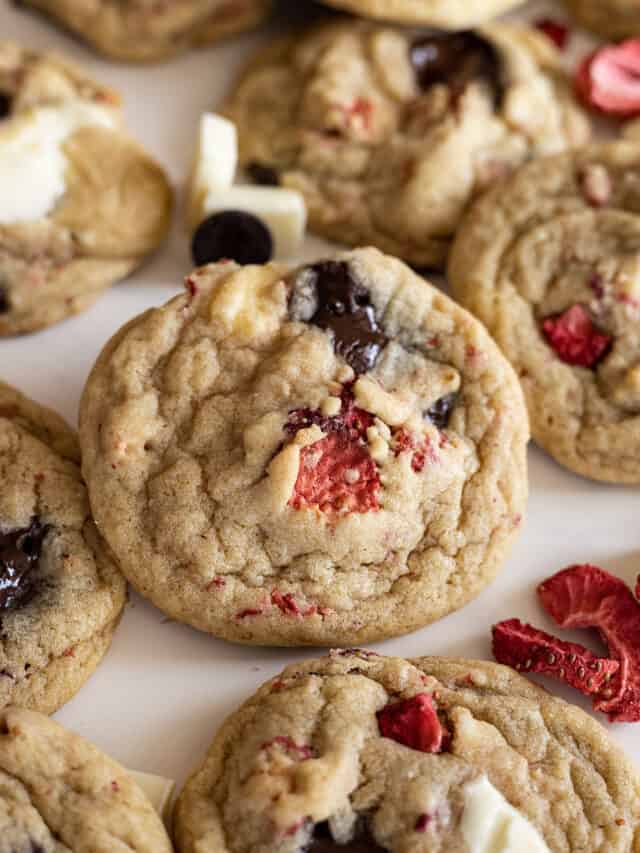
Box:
[247,161,280,186]
[409,31,504,107]
[0,518,49,611]
[191,211,273,267]
[0,93,11,119]
[306,820,387,852]
[299,261,388,374]
[0,287,10,314]
[426,392,458,429]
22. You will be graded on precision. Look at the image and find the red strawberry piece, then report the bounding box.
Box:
[636,575,640,601]
[542,304,611,368]
[287,388,380,514]
[392,428,437,472]
[539,565,640,722]
[492,618,619,697]
[377,693,445,753]
[535,18,570,50]
[576,40,640,117]
[261,736,314,760]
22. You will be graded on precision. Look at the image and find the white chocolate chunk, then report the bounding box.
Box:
[321,396,342,417]
[208,265,285,341]
[128,770,175,822]
[267,444,301,510]
[460,776,550,853]
[187,113,238,229]
[198,186,307,259]
[0,100,117,224]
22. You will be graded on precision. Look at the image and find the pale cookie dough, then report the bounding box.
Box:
[174,651,640,853]
[79,248,528,646]
[0,43,172,335]
[0,706,173,852]
[564,0,640,40]
[18,0,272,63]
[223,20,589,268]
[317,0,526,28]
[449,142,640,484]
[0,381,127,714]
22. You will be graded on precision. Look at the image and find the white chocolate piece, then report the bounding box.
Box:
[460,776,550,853]
[0,100,117,224]
[198,186,307,259]
[127,770,175,823]
[187,113,238,229]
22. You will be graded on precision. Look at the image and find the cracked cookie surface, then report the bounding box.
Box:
[449,142,640,483]
[0,42,172,335]
[223,20,589,268]
[79,248,528,646]
[317,0,525,28]
[19,0,272,62]
[174,651,640,853]
[0,706,173,852]
[0,381,126,713]
[564,0,640,40]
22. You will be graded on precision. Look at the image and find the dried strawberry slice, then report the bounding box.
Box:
[492,619,619,697]
[539,565,640,722]
[535,18,570,50]
[541,304,611,368]
[576,40,640,117]
[287,388,380,515]
[377,694,445,753]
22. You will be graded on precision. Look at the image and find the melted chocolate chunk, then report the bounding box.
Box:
[426,392,458,429]
[409,31,504,107]
[302,261,388,374]
[247,161,280,186]
[0,518,48,611]
[306,821,387,853]
[0,286,10,314]
[0,93,11,119]
[191,210,273,267]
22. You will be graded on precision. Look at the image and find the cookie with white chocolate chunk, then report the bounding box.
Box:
[174,651,640,853]
[0,42,172,335]
[79,248,528,646]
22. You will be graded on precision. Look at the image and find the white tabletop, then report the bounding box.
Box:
[1,0,638,794]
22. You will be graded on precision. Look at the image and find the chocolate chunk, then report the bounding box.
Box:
[409,31,504,107]
[426,393,458,429]
[0,286,10,314]
[191,210,273,267]
[306,821,387,852]
[247,161,280,186]
[299,261,388,374]
[0,93,11,119]
[0,518,48,611]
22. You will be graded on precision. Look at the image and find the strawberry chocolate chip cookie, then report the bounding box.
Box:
[223,19,589,268]
[79,248,528,646]
[174,651,640,852]
[0,381,126,714]
[449,142,640,483]
[17,0,272,63]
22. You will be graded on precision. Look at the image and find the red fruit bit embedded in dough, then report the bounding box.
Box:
[542,304,611,368]
[393,428,437,472]
[492,619,619,696]
[539,565,640,722]
[576,40,640,116]
[261,736,314,760]
[377,694,445,753]
[286,389,380,514]
[535,18,570,50]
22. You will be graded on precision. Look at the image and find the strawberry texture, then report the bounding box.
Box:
[377,693,446,753]
[576,40,640,117]
[542,304,611,368]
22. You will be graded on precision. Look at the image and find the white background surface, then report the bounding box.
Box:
[1,0,638,796]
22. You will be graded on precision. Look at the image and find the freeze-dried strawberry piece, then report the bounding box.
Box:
[377,694,445,753]
[535,18,570,50]
[576,40,640,117]
[287,389,380,514]
[261,736,314,760]
[636,575,640,601]
[492,619,619,697]
[542,304,611,368]
[392,428,437,472]
[539,565,640,722]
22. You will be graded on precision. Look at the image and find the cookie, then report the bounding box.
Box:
[223,20,589,268]
[79,248,528,646]
[19,0,272,63]
[173,650,640,853]
[317,0,525,28]
[0,381,127,714]
[0,43,172,335]
[0,706,173,852]
[564,0,640,40]
[449,142,640,484]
